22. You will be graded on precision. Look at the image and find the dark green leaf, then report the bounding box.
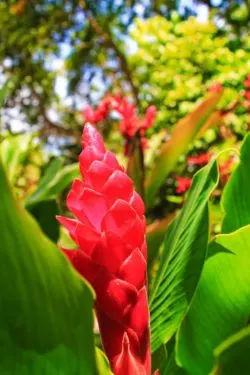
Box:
[212,326,250,375]
[29,199,60,242]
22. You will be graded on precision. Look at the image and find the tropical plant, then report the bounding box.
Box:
[1,119,250,374]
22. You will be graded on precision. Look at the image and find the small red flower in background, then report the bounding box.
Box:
[187,153,210,166]
[83,97,111,124]
[176,176,192,194]
[57,124,151,375]
[208,82,223,93]
[243,74,250,89]
[82,95,156,155]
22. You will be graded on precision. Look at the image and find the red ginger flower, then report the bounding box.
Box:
[57,124,151,375]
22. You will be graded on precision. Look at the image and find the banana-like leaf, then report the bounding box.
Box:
[149,160,219,352]
[145,90,223,207]
[25,158,80,208]
[176,226,250,375]
[222,133,250,233]
[0,134,33,183]
[0,160,97,374]
[211,326,250,375]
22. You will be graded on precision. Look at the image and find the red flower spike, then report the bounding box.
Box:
[57,124,151,375]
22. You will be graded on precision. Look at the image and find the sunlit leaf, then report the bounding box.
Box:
[96,348,113,375]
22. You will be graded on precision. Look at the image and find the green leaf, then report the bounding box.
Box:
[0,134,32,183]
[222,133,250,233]
[145,91,223,207]
[211,326,250,375]
[25,158,80,208]
[150,160,219,352]
[96,348,113,375]
[0,160,97,374]
[176,226,250,375]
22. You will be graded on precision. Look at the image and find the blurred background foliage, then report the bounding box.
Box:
[0,0,250,243]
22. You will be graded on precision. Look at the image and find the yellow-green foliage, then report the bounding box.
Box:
[130,16,250,131]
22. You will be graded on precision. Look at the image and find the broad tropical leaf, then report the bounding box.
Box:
[0,159,97,374]
[211,326,250,375]
[150,160,219,352]
[145,90,222,207]
[176,226,250,375]
[222,133,250,233]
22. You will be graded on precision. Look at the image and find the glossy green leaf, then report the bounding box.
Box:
[222,133,250,233]
[0,134,32,183]
[211,326,250,375]
[150,160,219,352]
[0,160,97,374]
[25,158,80,208]
[176,226,250,375]
[145,91,223,207]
